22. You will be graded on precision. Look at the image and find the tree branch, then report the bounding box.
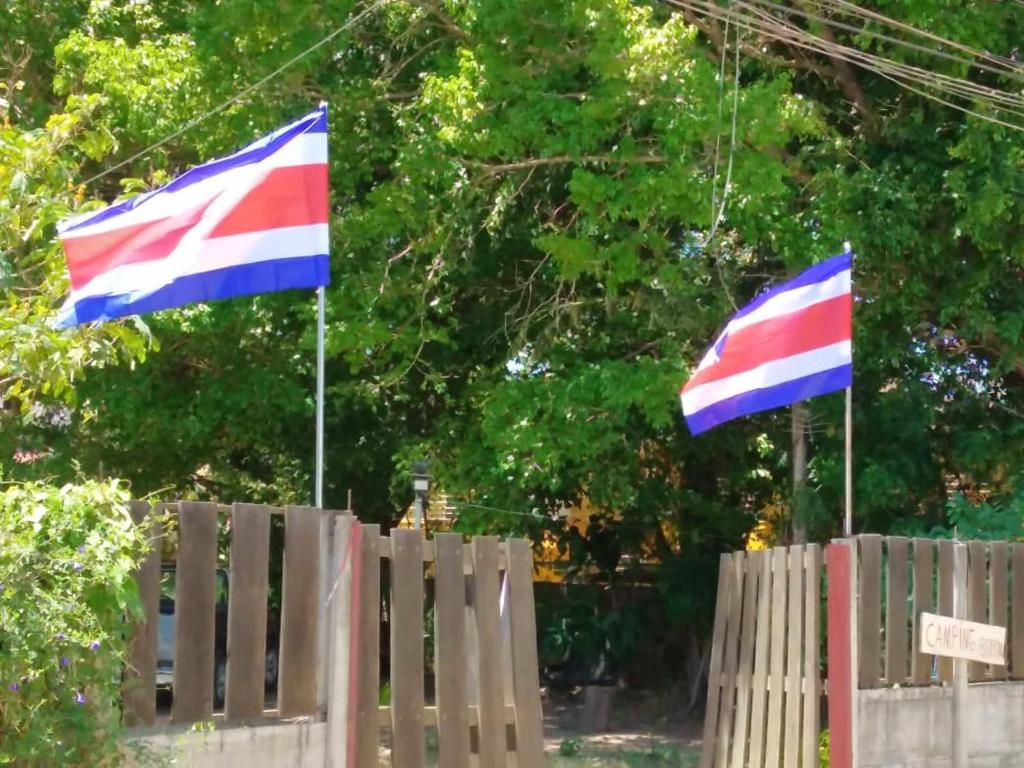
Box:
[476,154,666,175]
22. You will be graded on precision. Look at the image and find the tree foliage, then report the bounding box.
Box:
[4,0,1024,649]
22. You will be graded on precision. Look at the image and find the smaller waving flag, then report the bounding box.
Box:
[681,253,852,435]
[55,106,329,327]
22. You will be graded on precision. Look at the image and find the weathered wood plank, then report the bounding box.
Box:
[435,534,472,768]
[886,537,909,685]
[355,525,382,768]
[802,546,821,768]
[278,506,322,718]
[938,539,955,682]
[783,545,804,768]
[326,517,358,768]
[858,534,883,688]
[124,501,161,727]
[1013,544,1024,679]
[764,547,787,768]
[729,552,758,768]
[473,536,507,768]
[224,503,272,721]
[990,541,1009,679]
[911,538,934,684]
[699,555,732,768]
[747,551,772,768]
[391,530,426,768]
[172,501,219,723]
[507,539,545,768]
[967,540,987,681]
[714,555,744,768]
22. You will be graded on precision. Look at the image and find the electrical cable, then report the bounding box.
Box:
[79,0,384,187]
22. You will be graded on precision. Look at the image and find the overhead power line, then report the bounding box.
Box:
[80,0,384,187]
[664,0,1024,131]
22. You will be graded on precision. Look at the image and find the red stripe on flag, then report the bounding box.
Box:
[209,164,328,238]
[63,199,215,290]
[61,164,327,290]
[683,293,851,391]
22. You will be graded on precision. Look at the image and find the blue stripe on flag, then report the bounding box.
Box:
[55,254,329,327]
[732,252,852,322]
[60,107,328,235]
[684,363,851,435]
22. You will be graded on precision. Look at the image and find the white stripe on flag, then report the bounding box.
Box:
[681,340,852,415]
[725,270,851,337]
[65,223,330,302]
[60,134,327,239]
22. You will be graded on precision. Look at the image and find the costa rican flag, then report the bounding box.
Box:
[54,106,329,327]
[681,252,852,435]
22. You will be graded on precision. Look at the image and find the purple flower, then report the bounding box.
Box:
[72,562,83,572]
[8,683,18,692]
[74,691,86,705]
[89,641,100,651]
[56,633,67,641]
[60,656,71,668]
[77,545,86,553]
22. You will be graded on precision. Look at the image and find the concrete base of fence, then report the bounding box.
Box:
[858,682,1024,767]
[124,720,326,768]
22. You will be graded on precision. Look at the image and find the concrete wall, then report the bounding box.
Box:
[858,682,1024,767]
[125,721,326,768]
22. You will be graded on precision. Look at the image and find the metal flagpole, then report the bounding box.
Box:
[843,241,854,537]
[844,386,852,537]
[315,286,326,509]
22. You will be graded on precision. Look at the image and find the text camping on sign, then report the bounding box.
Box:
[919,612,1007,666]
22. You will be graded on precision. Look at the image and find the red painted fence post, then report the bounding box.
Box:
[827,540,857,768]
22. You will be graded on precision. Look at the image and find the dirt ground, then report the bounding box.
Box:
[542,688,702,766]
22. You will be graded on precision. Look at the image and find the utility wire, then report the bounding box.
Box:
[664,0,1024,130]
[79,0,384,187]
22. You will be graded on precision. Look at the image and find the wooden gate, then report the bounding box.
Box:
[122,501,545,768]
[699,545,823,768]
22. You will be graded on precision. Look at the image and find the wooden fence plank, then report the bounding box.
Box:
[911,538,934,684]
[326,517,358,768]
[802,545,821,768]
[967,540,987,681]
[278,506,322,718]
[937,539,955,682]
[715,555,744,768]
[990,541,1009,679]
[391,530,426,768]
[435,534,472,768]
[729,553,758,768]
[1013,544,1024,679]
[507,539,545,768]
[764,548,787,768]
[783,545,804,768]
[172,501,219,723]
[124,501,161,727]
[858,534,883,688]
[885,537,909,685]
[224,503,271,721]
[355,525,382,768]
[473,536,507,768]
[699,555,732,768]
[747,551,772,768]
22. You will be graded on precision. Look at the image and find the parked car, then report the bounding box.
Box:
[157,564,280,707]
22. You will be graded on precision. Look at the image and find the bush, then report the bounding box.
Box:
[0,481,150,766]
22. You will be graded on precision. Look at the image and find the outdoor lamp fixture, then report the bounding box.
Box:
[412,460,430,530]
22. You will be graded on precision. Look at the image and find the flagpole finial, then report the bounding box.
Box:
[843,240,853,254]
[318,100,328,109]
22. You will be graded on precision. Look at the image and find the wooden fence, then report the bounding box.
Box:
[123,501,545,768]
[699,545,823,768]
[854,534,1024,688]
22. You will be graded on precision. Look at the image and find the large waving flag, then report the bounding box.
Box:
[55,106,329,327]
[681,253,852,435]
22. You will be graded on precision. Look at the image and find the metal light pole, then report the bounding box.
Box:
[412,460,430,530]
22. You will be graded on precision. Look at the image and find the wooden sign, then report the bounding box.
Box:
[919,612,1007,665]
